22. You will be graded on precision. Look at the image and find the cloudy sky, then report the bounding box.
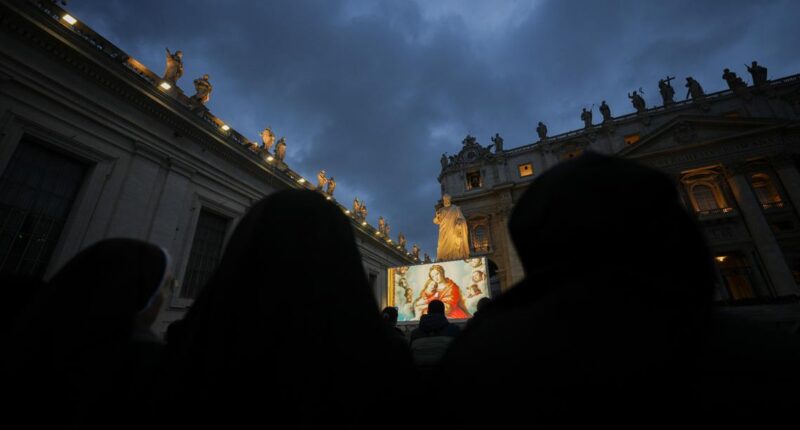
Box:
[66,0,800,256]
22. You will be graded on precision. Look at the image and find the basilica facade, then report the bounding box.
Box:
[0,1,413,333]
[439,70,800,305]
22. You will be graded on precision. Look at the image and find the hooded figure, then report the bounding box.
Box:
[5,239,170,426]
[436,152,721,423]
[162,190,414,427]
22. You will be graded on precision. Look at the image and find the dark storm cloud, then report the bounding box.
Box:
[67,0,800,256]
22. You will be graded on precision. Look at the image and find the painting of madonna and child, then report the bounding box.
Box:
[387,258,490,322]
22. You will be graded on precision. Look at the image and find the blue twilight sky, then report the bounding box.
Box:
[64,0,800,256]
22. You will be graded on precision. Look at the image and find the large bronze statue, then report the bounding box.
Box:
[260,127,276,152]
[599,100,612,122]
[658,77,676,105]
[536,121,548,140]
[628,90,646,114]
[163,48,183,84]
[326,177,336,197]
[746,61,768,86]
[685,77,705,100]
[434,194,469,261]
[491,133,504,152]
[275,137,287,161]
[581,108,593,128]
[190,74,212,105]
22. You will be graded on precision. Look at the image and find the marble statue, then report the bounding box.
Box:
[398,233,407,250]
[659,76,676,105]
[359,200,368,220]
[746,61,768,86]
[353,198,362,218]
[628,90,646,114]
[326,176,336,197]
[190,74,212,105]
[163,48,183,84]
[599,100,612,122]
[275,137,286,161]
[411,244,420,260]
[261,127,276,152]
[441,153,449,170]
[722,68,747,90]
[491,133,504,152]
[536,122,548,140]
[581,108,593,128]
[423,253,432,263]
[378,216,386,234]
[316,170,327,191]
[685,77,705,100]
[433,193,469,261]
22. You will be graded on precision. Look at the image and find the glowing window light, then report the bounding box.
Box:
[159,82,172,90]
[266,156,274,162]
[62,14,77,25]
[220,124,230,131]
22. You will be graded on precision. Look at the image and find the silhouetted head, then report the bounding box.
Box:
[508,152,714,306]
[381,306,399,327]
[476,297,492,312]
[428,300,445,315]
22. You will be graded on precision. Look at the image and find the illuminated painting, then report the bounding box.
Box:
[388,258,489,321]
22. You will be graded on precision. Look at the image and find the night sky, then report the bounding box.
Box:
[65,0,800,257]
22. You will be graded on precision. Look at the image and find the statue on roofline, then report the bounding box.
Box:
[190,74,212,105]
[261,127,276,152]
[326,177,336,197]
[163,48,183,84]
[275,137,287,161]
[658,77,676,106]
[536,121,548,140]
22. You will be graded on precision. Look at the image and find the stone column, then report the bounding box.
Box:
[726,165,799,297]
[772,155,800,213]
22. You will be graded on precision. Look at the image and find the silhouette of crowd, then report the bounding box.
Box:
[4,153,800,426]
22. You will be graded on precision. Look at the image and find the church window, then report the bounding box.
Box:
[518,163,534,177]
[470,220,491,253]
[751,173,783,209]
[180,209,230,299]
[715,253,756,301]
[0,139,87,277]
[692,184,719,212]
[624,134,641,145]
[466,171,482,190]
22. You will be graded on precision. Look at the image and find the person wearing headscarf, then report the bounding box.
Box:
[162,190,415,427]
[4,238,171,426]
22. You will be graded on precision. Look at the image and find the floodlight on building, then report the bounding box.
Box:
[361,221,367,226]
[344,210,350,215]
[159,82,172,90]
[715,256,727,262]
[375,231,380,236]
[326,196,332,200]
[297,178,306,184]
[62,14,77,25]
[387,239,392,243]
[266,156,274,162]
[220,124,230,131]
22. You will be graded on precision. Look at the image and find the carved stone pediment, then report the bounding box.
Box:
[619,116,782,158]
[445,134,495,171]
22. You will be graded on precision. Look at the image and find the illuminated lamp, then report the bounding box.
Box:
[62,14,77,25]
[344,210,351,215]
[266,156,274,162]
[361,221,367,226]
[159,82,172,90]
[298,178,306,184]
[715,256,727,263]
[326,196,332,200]
[220,124,230,131]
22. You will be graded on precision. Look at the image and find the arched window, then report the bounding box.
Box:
[469,218,491,253]
[751,173,782,208]
[692,184,719,212]
[715,253,756,301]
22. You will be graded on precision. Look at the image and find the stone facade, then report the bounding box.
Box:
[439,73,800,303]
[0,1,414,334]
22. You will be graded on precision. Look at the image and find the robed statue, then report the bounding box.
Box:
[316,170,328,191]
[190,74,212,105]
[411,244,420,260]
[433,194,469,261]
[275,137,287,161]
[261,127,276,152]
[163,48,183,84]
[326,177,336,197]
